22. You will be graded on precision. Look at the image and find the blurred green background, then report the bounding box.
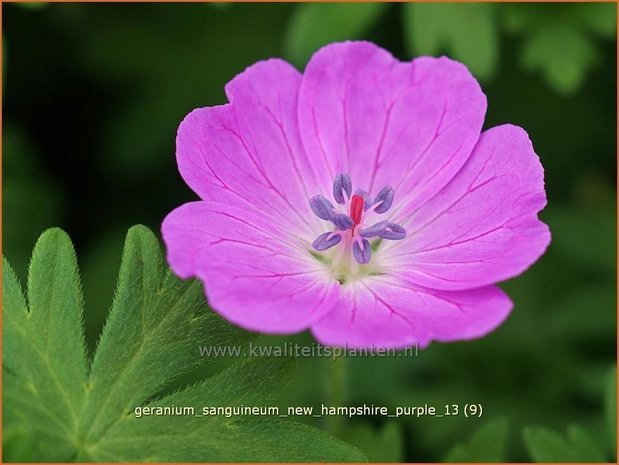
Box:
[3,2,617,462]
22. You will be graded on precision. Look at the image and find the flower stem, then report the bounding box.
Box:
[324,354,347,436]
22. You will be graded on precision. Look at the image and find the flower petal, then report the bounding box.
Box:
[310,276,512,349]
[298,41,486,211]
[386,124,551,290]
[162,201,340,333]
[176,58,322,240]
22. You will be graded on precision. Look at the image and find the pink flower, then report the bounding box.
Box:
[162,41,550,349]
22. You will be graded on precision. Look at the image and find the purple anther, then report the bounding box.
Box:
[379,222,406,240]
[373,185,394,214]
[312,232,342,251]
[352,238,371,264]
[309,195,335,221]
[333,173,352,205]
[332,213,354,231]
[355,189,373,211]
[359,221,389,238]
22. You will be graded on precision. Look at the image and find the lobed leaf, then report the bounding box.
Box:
[3,229,88,461]
[3,226,365,462]
[87,357,366,462]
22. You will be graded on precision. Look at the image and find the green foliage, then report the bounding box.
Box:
[3,3,616,462]
[403,3,498,80]
[520,23,597,96]
[523,424,606,462]
[2,227,366,462]
[402,3,615,92]
[3,229,90,461]
[284,3,387,68]
[342,422,403,462]
[502,3,616,94]
[444,417,509,462]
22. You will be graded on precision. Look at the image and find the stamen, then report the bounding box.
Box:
[333,174,352,205]
[359,221,406,240]
[373,185,394,213]
[310,174,406,269]
[359,221,389,238]
[312,232,342,251]
[310,195,335,221]
[332,213,354,231]
[352,238,371,264]
[380,223,406,240]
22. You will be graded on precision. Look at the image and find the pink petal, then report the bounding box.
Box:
[386,124,551,290]
[162,201,340,333]
[310,276,512,348]
[176,58,322,240]
[298,41,486,210]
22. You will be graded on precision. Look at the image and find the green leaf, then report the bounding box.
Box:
[500,4,614,94]
[3,229,88,461]
[523,424,606,462]
[444,417,509,462]
[501,4,609,94]
[403,3,498,80]
[284,3,387,67]
[606,366,617,456]
[2,428,38,462]
[521,23,597,95]
[89,357,364,461]
[3,226,366,462]
[342,422,403,462]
